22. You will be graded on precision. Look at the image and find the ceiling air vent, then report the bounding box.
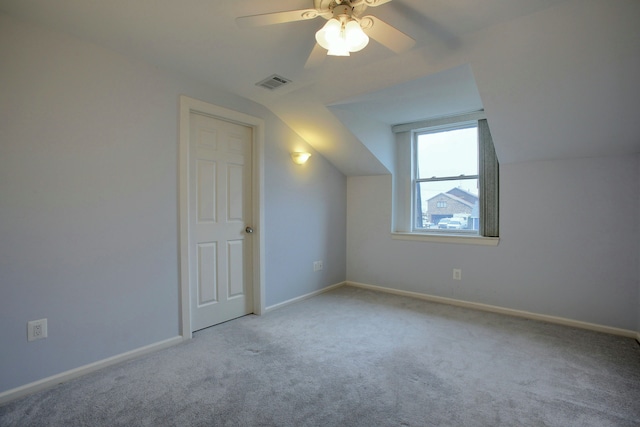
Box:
[256,74,292,90]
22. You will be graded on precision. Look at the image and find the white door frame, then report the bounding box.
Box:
[178,95,265,339]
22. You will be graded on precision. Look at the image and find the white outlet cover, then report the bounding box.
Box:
[28,318,48,341]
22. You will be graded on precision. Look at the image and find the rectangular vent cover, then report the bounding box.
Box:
[256,74,292,90]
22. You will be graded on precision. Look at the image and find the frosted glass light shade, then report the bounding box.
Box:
[291,152,311,165]
[315,18,369,57]
[344,20,369,52]
[328,40,350,56]
[315,19,341,50]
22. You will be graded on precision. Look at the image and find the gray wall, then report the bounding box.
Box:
[264,120,347,307]
[0,14,346,393]
[347,155,640,331]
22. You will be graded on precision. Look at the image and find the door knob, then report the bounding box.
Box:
[245,226,254,234]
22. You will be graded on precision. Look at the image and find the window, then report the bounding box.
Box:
[393,112,499,242]
[415,124,479,232]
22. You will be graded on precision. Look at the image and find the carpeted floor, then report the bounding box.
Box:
[1,285,639,426]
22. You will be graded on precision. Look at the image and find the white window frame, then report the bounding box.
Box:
[412,121,478,234]
[392,111,499,246]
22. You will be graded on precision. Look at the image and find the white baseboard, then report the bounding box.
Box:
[264,281,346,313]
[346,281,638,339]
[3,285,637,404]
[0,336,183,405]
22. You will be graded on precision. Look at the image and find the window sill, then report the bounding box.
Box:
[391,232,499,246]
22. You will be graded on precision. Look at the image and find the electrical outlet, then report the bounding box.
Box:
[453,269,462,280]
[28,318,48,341]
[313,260,324,272]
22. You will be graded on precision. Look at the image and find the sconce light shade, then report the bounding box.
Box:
[291,152,311,165]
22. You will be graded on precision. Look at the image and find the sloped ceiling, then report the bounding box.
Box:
[1,0,638,175]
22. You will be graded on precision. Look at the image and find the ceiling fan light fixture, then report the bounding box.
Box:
[327,45,350,56]
[344,20,369,52]
[315,16,369,57]
[315,18,341,49]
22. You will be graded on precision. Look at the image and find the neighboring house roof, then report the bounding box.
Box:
[427,191,474,209]
[446,187,478,204]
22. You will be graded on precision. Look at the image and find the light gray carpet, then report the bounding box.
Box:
[1,285,639,426]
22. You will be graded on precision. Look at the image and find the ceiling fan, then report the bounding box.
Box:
[236,0,416,68]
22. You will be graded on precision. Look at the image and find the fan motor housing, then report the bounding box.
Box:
[332,5,352,18]
[316,0,367,18]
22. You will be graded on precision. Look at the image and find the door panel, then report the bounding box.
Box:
[197,243,217,305]
[227,164,244,221]
[197,160,216,222]
[227,240,244,298]
[189,112,253,331]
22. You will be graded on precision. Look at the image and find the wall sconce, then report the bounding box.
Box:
[291,152,311,165]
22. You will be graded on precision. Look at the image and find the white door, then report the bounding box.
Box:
[189,112,253,331]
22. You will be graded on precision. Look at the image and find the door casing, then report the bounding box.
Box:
[179,95,265,339]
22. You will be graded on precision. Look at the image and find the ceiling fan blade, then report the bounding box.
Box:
[304,43,326,69]
[236,9,328,28]
[359,15,415,53]
[358,0,394,7]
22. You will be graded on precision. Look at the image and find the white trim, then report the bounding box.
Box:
[392,232,499,246]
[0,336,183,405]
[264,282,346,313]
[392,110,486,133]
[346,281,638,338]
[178,96,266,339]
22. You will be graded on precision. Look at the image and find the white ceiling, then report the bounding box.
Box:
[1,0,639,175]
[328,64,483,125]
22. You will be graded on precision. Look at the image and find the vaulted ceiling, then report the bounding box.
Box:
[1,0,638,175]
